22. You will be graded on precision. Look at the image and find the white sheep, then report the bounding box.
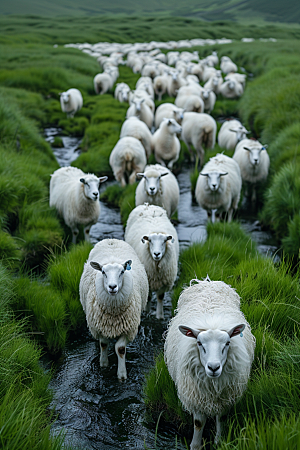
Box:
[175,94,204,114]
[220,56,238,74]
[135,79,155,100]
[167,71,187,97]
[59,88,83,118]
[219,79,244,99]
[218,119,250,150]
[126,97,154,130]
[120,116,153,158]
[93,72,114,95]
[225,72,247,89]
[164,278,255,449]
[205,51,219,66]
[181,112,217,166]
[195,153,242,223]
[153,74,169,101]
[200,89,216,114]
[204,73,223,95]
[129,89,155,113]
[109,136,147,187]
[154,103,185,129]
[125,204,179,319]
[79,238,148,380]
[114,82,131,103]
[49,166,107,244]
[201,66,218,83]
[135,164,180,218]
[152,118,182,170]
[233,138,270,202]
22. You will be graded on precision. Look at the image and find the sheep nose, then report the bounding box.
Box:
[212,184,216,189]
[150,187,155,191]
[109,284,117,290]
[154,252,161,258]
[208,364,220,373]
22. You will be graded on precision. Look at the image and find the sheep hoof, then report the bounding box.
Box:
[100,357,109,367]
[117,370,127,381]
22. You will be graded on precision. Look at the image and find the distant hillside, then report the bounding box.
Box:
[1,0,300,24]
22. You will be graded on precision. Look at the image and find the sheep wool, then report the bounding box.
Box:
[165,279,255,417]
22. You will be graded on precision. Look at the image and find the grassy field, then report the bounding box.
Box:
[0,13,300,450]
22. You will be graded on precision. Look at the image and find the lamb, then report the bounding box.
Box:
[120,116,153,158]
[195,153,242,223]
[233,138,270,202]
[181,112,217,166]
[126,98,154,130]
[152,118,182,170]
[49,166,107,244]
[135,164,180,218]
[114,82,131,103]
[79,238,149,380]
[219,79,244,99]
[93,72,114,95]
[125,204,179,319]
[218,119,250,150]
[59,88,83,118]
[164,278,255,449]
[220,56,238,74]
[154,103,185,129]
[109,136,147,187]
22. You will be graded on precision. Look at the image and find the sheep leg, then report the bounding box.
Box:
[215,414,222,445]
[128,170,137,185]
[183,140,195,163]
[99,337,109,367]
[84,226,91,242]
[146,294,152,314]
[71,227,79,244]
[251,185,256,203]
[227,208,233,223]
[191,413,207,450]
[167,159,175,170]
[154,154,166,167]
[156,292,164,319]
[115,335,128,380]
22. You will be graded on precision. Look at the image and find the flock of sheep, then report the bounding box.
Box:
[50,41,270,448]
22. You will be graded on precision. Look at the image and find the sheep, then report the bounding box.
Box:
[205,51,219,66]
[153,74,169,101]
[219,79,244,99]
[135,164,180,218]
[204,74,223,95]
[79,238,149,380]
[154,103,185,129]
[195,153,242,223]
[135,80,155,100]
[114,82,130,103]
[49,166,107,244]
[141,63,159,79]
[200,89,216,114]
[164,278,255,449]
[109,136,147,187]
[175,94,204,114]
[167,71,187,97]
[152,118,182,170]
[126,97,154,129]
[220,56,238,74]
[125,204,179,319]
[120,116,153,158]
[130,89,155,113]
[59,88,83,118]
[225,72,247,89]
[181,112,217,166]
[201,66,218,83]
[218,120,250,150]
[233,138,270,202]
[93,72,114,95]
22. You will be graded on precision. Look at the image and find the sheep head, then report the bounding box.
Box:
[179,324,246,378]
[200,171,228,192]
[80,175,108,201]
[142,233,174,262]
[243,145,268,166]
[60,92,70,103]
[137,171,168,196]
[90,260,132,295]
[163,118,182,135]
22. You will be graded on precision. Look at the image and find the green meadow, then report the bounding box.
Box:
[0,13,300,449]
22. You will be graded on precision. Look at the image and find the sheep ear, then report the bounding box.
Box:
[200,172,209,177]
[245,130,251,134]
[243,147,251,151]
[179,325,200,339]
[166,235,174,243]
[142,235,149,243]
[262,144,268,149]
[160,172,169,178]
[229,129,237,133]
[80,178,86,184]
[123,260,132,271]
[90,261,103,272]
[99,176,108,184]
[228,324,245,338]
[220,172,228,177]
[137,173,145,179]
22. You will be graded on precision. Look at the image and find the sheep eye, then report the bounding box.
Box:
[197,341,202,346]
[120,270,124,276]
[226,341,230,346]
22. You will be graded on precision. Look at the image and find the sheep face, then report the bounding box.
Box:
[121,89,129,102]
[164,118,182,135]
[230,127,249,142]
[201,171,228,192]
[90,260,132,295]
[244,146,267,167]
[80,176,107,201]
[60,92,70,103]
[202,90,211,100]
[179,324,246,378]
[228,81,235,90]
[142,233,174,262]
[138,172,169,196]
[174,109,184,123]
